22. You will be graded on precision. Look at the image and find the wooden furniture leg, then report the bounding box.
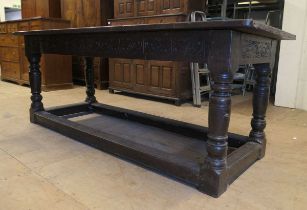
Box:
[199,72,233,197]
[84,57,97,104]
[249,63,271,159]
[28,53,44,122]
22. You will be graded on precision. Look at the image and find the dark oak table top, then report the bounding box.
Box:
[15,19,295,40]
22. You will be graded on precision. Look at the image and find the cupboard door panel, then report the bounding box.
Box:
[22,0,61,18]
[21,0,36,18]
[162,66,172,89]
[148,61,176,96]
[123,63,131,83]
[0,47,20,62]
[135,64,145,85]
[173,0,181,8]
[109,58,133,89]
[1,61,20,80]
[114,0,135,18]
[114,63,124,82]
[132,59,147,92]
[149,65,160,87]
[0,35,18,47]
[61,0,103,27]
[0,23,7,34]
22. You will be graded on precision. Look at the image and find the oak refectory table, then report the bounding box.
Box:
[15,20,295,198]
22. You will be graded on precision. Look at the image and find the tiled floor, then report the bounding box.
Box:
[0,81,306,210]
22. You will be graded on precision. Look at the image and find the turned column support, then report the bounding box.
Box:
[199,72,233,197]
[27,53,44,123]
[249,63,271,158]
[84,57,97,104]
[207,72,232,171]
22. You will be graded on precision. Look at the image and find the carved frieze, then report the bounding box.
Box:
[240,34,273,64]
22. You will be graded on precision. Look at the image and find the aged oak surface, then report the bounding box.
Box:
[15,19,295,197]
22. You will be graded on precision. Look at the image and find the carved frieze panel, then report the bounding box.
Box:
[240,34,273,64]
[29,31,208,63]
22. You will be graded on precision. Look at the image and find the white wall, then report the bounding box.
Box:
[0,0,21,21]
[275,0,307,110]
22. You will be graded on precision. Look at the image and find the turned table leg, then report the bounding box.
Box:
[200,72,233,197]
[84,57,97,104]
[27,53,44,122]
[249,63,271,159]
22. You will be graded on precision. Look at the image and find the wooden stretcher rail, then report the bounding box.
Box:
[35,103,261,190]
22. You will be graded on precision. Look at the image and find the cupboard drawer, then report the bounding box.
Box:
[18,22,30,31]
[110,18,146,26]
[110,14,186,26]
[0,61,20,80]
[0,24,7,34]
[146,15,185,24]
[30,21,43,30]
[7,23,18,33]
[0,47,20,62]
[0,35,19,47]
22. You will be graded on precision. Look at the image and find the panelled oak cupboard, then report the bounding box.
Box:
[0,18,72,91]
[0,0,72,91]
[109,0,206,104]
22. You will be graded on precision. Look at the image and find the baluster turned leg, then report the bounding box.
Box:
[84,57,97,104]
[28,53,44,123]
[199,72,233,197]
[249,63,271,159]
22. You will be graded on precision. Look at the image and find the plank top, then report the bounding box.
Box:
[15,19,295,40]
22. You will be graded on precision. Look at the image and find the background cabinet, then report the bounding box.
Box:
[114,0,205,18]
[60,0,113,89]
[21,0,61,19]
[109,0,205,104]
[0,18,72,91]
